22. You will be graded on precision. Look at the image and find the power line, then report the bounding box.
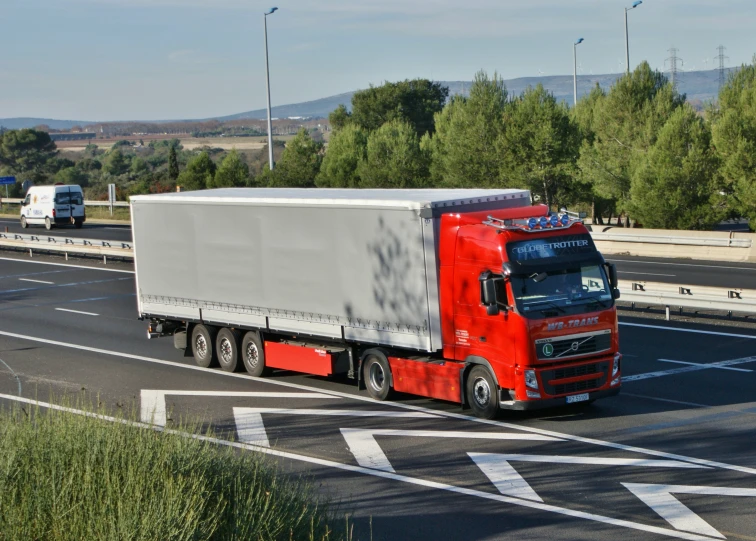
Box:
[715,45,729,89]
[665,47,683,91]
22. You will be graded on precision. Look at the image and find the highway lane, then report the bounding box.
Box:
[0,217,133,242]
[1,255,756,540]
[609,255,756,290]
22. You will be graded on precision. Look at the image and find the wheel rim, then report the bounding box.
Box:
[472,377,491,407]
[245,341,259,368]
[369,362,385,391]
[195,334,207,359]
[219,337,233,364]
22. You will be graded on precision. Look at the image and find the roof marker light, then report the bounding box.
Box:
[528,218,537,229]
[561,214,570,226]
[549,214,559,227]
[539,216,548,228]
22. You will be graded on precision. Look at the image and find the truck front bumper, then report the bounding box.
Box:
[499,386,620,411]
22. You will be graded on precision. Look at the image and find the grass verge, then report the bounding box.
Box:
[84,206,131,221]
[0,401,345,541]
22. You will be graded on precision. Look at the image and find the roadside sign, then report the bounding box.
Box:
[0,176,16,185]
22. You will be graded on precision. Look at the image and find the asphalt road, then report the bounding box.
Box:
[0,217,133,242]
[1,254,756,540]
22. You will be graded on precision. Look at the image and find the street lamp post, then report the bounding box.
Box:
[264,7,278,171]
[624,1,642,74]
[573,38,584,106]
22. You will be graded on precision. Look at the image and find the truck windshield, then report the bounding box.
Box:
[510,264,613,319]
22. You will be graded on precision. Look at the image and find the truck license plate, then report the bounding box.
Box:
[566,393,589,404]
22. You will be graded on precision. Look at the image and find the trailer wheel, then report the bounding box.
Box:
[216,328,241,373]
[363,354,392,401]
[466,366,500,420]
[191,324,218,368]
[44,217,53,230]
[20,216,28,229]
[241,331,268,377]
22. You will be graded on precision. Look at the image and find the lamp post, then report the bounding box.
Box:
[264,7,278,171]
[573,38,584,106]
[624,1,642,74]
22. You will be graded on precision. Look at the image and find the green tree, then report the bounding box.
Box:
[350,79,449,136]
[328,104,352,131]
[423,71,509,187]
[102,149,130,176]
[0,128,57,181]
[264,128,324,188]
[168,145,179,180]
[357,119,429,188]
[501,84,582,209]
[711,57,756,228]
[177,151,216,191]
[54,167,89,187]
[629,105,722,229]
[316,124,368,187]
[209,149,249,188]
[130,157,151,178]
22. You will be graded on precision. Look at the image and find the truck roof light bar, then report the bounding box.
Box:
[483,213,582,233]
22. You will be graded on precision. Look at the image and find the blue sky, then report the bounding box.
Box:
[1,0,755,121]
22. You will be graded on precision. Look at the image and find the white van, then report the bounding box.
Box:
[20,184,86,230]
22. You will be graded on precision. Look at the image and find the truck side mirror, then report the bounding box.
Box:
[479,271,507,316]
[612,288,621,300]
[607,263,618,289]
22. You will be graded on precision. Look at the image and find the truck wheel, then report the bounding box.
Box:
[363,354,392,401]
[216,328,241,373]
[241,331,268,377]
[20,216,27,229]
[45,217,53,230]
[191,324,218,368]
[466,366,500,420]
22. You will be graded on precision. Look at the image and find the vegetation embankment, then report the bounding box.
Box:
[0,402,346,541]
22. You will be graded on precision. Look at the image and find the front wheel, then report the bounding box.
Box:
[74,219,83,229]
[362,353,392,401]
[20,216,28,229]
[191,324,218,368]
[466,366,500,419]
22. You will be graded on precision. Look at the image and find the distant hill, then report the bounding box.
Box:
[0,68,738,129]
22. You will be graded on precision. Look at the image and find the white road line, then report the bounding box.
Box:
[0,256,133,274]
[469,453,544,502]
[1,329,755,476]
[618,271,676,277]
[621,393,710,409]
[607,258,756,272]
[139,390,337,426]
[55,308,99,316]
[18,278,54,285]
[340,428,561,473]
[0,395,725,541]
[658,358,753,373]
[624,355,756,382]
[620,322,756,340]
[623,483,756,539]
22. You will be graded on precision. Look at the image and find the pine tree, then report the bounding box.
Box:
[168,145,179,180]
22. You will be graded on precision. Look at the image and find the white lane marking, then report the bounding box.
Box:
[469,453,543,502]
[469,453,710,469]
[618,271,676,277]
[1,276,131,295]
[607,258,756,272]
[139,390,336,426]
[19,278,54,284]
[623,483,756,539]
[0,256,134,274]
[1,329,756,476]
[658,358,753,373]
[621,393,710,409]
[54,308,99,316]
[0,395,724,541]
[234,410,271,447]
[624,355,756,382]
[340,429,561,473]
[620,322,756,340]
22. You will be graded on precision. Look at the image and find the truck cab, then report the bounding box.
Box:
[20,184,86,230]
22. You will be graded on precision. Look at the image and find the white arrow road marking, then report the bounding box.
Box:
[658,359,752,373]
[140,390,336,426]
[341,429,562,473]
[623,483,756,539]
[232,408,435,448]
[624,354,756,382]
[470,454,710,503]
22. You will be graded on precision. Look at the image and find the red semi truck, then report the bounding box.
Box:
[132,189,621,419]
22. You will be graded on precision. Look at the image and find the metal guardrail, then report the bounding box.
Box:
[0,232,133,262]
[619,280,756,318]
[1,198,129,208]
[591,232,752,248]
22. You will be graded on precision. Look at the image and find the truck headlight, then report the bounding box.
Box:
[524,370,539,390]
[613,353,621,377]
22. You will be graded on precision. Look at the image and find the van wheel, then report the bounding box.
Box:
[241,331,268,377]
[216,328,241,373]
[363,353,392,401]
[191,324,218,368]
[44,217,53,230]
[466,366,500,419]
[20,216,27,229]
[74,220,83,229]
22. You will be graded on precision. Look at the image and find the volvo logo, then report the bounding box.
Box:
[542,343,554,357]
[571,341,580,351]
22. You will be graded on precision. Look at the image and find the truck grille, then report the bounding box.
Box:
[535,330,611,361]
[541,362,608,396]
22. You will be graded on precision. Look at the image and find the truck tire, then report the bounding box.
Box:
[363,353,392,401]
[191,324,218,368]
[216,328,241,373]
[241,331,268,377]
[45,217,53,230]
[20,216,27,229]
[466,365,500,420]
